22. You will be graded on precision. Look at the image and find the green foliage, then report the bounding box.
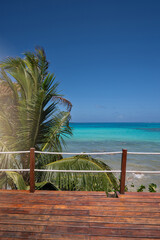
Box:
[5,172,60,190]
[0,48,72,156]
[43,155,118,192]
[137,185,146,192]
[0,173,8,189]
[0,47,72,187]
[136,183,157,193]
[6,171,29,190]
[148,183,157,192]
[3,155,119,192]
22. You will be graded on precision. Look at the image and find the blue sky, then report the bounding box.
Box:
[0,0,160,122]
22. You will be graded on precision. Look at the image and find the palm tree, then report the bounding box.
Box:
[0,48,72,185]
[0,48,118,192]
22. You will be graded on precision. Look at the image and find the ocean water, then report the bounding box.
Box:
[65,123,160,192]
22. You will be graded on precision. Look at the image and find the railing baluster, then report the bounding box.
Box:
[30,148,35,193]
[120,149,127,194]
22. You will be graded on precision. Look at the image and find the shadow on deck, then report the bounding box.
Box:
[0,190,160,239]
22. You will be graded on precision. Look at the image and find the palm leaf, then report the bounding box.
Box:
[5,171,60,191]
[6,172,29,190]
[44,155,118,192]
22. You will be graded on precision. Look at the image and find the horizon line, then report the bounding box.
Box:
[70,121,160,123]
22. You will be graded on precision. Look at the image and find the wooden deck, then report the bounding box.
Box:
[0,190,160,239]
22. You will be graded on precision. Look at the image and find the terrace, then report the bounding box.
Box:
[0,149,160,239]
[0,190,160,239]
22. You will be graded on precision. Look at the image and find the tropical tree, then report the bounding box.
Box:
[0,48,72,185]
[0,48,118,192]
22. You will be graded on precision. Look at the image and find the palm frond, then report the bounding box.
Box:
[43,156,118,192]
[42,111,72,151]
[6,171,28,190]
[53,96,72,112]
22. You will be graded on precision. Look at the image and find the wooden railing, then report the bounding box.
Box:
[1,148,160,194]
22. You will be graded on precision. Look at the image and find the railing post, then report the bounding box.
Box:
[120,149,127,194]
[30,148,35,193]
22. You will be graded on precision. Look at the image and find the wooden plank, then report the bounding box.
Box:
[0,231,39,239]
[118,192,160,196]
[90,237,159,240]
[0,192,106,197]
[89,222,160,230]
[0,190,30,193]
[117,192,160,198]
[1,219,160,230]
[1,195,160,203]
[1,199,160,207]
[1,213,160,228]
[48,215,160,224]
[0,196,109,202]
[1,207,160,218]
[118,198,160,202]
[89,210,160,218]
[45,225,89,235]
[37,233,90,240]
[0,233,88,240]
[0,190,106,195]
[0,195,107,200]
[0,214,50,221]
[0,204,54,209]
[1,205,160,213]
[0,232,158,240]
[44,224,160,238]
[90,227,160,238]
[52,204,160,212]
[0,193,107,199]
[2,223,158,238]
[0,219,88,227]
[0,224,45,232]
[0,208,89,216]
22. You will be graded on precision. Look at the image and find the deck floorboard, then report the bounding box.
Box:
[0,190,160,239]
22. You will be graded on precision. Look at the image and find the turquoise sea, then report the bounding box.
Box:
[65,123,160,191]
